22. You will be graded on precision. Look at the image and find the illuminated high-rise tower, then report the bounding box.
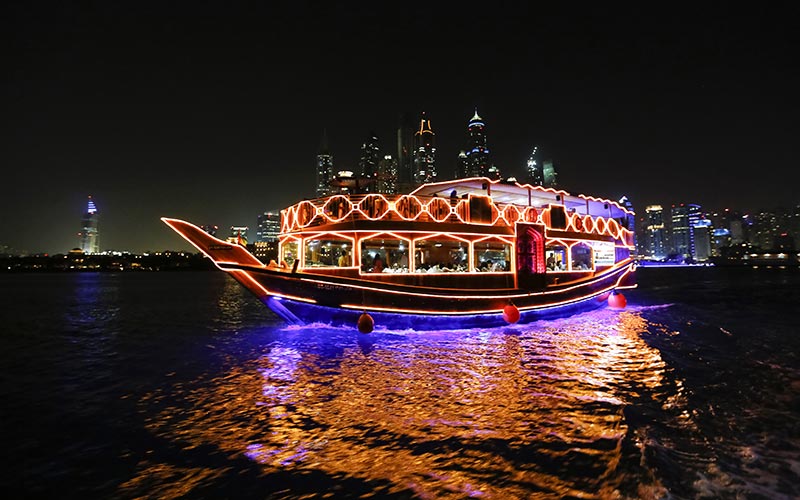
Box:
[396,112,415,192]
[525,146,543,185]
[377,155,398,194]
[358,132,380,192]
[542,160,558,188]
[465,109,498,179]
[78,196,99,254]
[671,204,701,261]
[412,112,436,186]
[316,130,334,198]
[256,212,280,242]
[645,205,667,259]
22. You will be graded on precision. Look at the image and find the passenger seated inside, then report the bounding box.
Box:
[338,250,351,267]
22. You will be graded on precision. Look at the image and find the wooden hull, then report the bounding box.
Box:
[162,217,636,330]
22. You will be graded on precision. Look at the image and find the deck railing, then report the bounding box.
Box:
[281,193,633,244]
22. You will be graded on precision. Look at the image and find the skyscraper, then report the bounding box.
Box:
[316,130,334,198]
[358,132,380,191]
[229,226,249,245]
[257,212,280,242]
[645,205,667,259]
[376,155,398,194]
[78,196,99,253]
[671,204,701,261]
[455,150,468,179]
[396,112,415,193]
[542,160,558,188]
[464,109,497,178]
[693,218,713,261]
[525,146,543,185]
[412,112,436,186]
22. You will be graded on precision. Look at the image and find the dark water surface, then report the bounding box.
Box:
[1,267,798,499]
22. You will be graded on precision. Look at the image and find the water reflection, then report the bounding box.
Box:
[135,309,670,498]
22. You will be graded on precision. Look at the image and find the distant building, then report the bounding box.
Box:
[228,226,249,245]
[525,146,543,186]
[542,160,558,188]
[671,204,701,261]
[257,212,280,242]
[712,228,731,256]
[693,218,713,261]
[316,130,335,198]
[644,205,667,259]
[253,241,279,263]
[395,112,415,193]
[376,155,398,194]
[78,196,99,254]
[455,150,468,180]
[412,112,437,186]
[358,132,380,191]
[464,109,497,179]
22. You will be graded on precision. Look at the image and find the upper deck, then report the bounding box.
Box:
[281,177,634,243]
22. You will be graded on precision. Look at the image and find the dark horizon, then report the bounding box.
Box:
[3,3,799,253]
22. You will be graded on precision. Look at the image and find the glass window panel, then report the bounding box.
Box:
[570,243,593,270]
[545,245,567,271]
[304,238,351,268]
[474,240,511,272]
[361,238,409,273]
[281,240,299,267]
[415,239,470,273]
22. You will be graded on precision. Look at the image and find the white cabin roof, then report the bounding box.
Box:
[410,177,633,218]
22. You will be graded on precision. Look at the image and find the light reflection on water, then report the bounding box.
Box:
[4,271,798,498]
[133,307,672,498]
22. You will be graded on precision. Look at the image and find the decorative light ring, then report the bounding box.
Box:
[502,205,521,226]
[395,195,424,221]
[523,206,539,223]
[595,217,608,235]
[426,197,452,222]
[582,215,595,233]
[358,194,390,220]
[606,218,620,238]
[571,213,583,232]
[323,195,354,223]
[285,206,298,231]
[295,200,319,228]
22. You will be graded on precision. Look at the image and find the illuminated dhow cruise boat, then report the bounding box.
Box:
[163,177,636,330]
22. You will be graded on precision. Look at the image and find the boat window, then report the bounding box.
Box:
[414,238,470,273]
[304,238,352,268]
[280,240,299,267]
[545,245,567,271]
[474,239,511,272]
[360,238,409,273]
[570,243,593,271]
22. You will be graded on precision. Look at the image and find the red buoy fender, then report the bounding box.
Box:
[357,312,374,333]
[503,304,520,324]
[608,291,627,309]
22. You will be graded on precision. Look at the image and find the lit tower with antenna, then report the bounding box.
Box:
[465,109,498,179]
[412,112,437,186]
[78,196,99,254]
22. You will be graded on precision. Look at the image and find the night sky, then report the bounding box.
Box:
[4,2,799,253]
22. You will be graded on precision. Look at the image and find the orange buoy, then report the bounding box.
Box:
[607,290,627,309]
[357,312,374,333]
[502,304,520,324]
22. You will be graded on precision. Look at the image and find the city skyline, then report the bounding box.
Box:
[3,3,798,253]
